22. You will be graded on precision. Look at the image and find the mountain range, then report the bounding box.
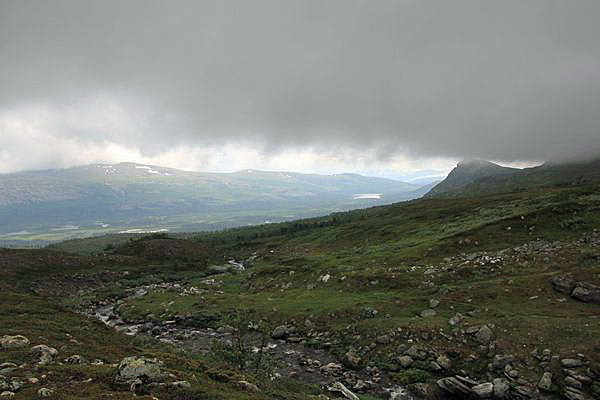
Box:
[0,162,433,242]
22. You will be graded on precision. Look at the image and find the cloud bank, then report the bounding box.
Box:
[1,0,599,173]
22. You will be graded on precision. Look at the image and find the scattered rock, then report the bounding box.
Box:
[492,378,509,399]
[31,345,58,365]
[237,380,260,392]
[398,356,414,369]
[436,355,451,370]
[169,381,191,389]
[376,335,390,345]
[0,392,14,398]
[436,377,472,395]
[492,354,514,370]
[327,382,359,400]
[429,299,440,308]
[561,358,584,368]
[571,282,600,304]
[271,325,288,340]
[420,309,436,318]
[405,345,427,360]
[342,351,362,370]
[116,356,163,383]
[471,382,493,398]
[475,325,494,344]
[0,335,29,349]
[538,372,552,391]
[550,275,576,294]
[37,388,54,397]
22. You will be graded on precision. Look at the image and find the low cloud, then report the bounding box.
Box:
[1,0,599,173]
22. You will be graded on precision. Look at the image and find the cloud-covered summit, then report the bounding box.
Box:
[1,0,599,172]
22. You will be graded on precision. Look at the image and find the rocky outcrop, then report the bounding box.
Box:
[116,356,164,384]
[550,275,600,304]
[0,335,29,349]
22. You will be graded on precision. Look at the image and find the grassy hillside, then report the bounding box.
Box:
[3,171,600,399]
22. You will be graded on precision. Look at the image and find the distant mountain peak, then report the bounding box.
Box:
[426,159,520,196]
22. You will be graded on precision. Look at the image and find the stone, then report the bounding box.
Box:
[472,382,494,398]
[320,362,343,375]
[436,377,472,395]
[475,325,494,344]
[37,388,54,397]
[564,376,582,389]
[420,309,436,318]
[271,325,288,340]
[449,313,463,326]
[0,336,29,349]
[561,358,583,368]
[342,351,362,370]
[169,381,191,389]
[429,299,440,308]
[571,283,600,304]
[537,372,552,391]
[376,335,390,344]
[31,345,58,365]
[492,354,514,370]
[563,386,586,400]
[327,382,359,400]
[436,355,451,370]
[116,356,163,383]
[405,345,427,360]
[398,356,414,368]
[492,378,509,399]
[550,275,576,294]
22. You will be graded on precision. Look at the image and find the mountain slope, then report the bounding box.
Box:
[428,158,600,198]
[0,162,424,240]
[426,159,519,196]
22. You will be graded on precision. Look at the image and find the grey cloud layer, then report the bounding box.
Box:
[1,0,599,161]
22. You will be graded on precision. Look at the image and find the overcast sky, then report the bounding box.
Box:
[1,0,599,177]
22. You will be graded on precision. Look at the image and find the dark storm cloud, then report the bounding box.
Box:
[1,0,599,161]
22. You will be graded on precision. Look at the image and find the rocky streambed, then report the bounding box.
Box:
[83,278,415,400]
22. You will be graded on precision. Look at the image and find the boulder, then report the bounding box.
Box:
[0,392,14,397]
[342,351,362,370]
[0,336,29,349]
[561,358,583,368]
[398,356,414,369]
[169,381,191,389]
[429,299,440,308]
[537,372,552,391]
[116,356,163,383]
[436,377,472,395]
[550,275,576,294]
[475,325,494,344]
[571,283,600,304]
[405,345,427,360]
[472,382,493,398]
[492,354,514,370]
[37,388,54,397]
[271,325,288,340]
[327,382,359,400]
[30,345,58,365]
[436,355,451,370]
[492,378,509,399]
[237,380,260,392]
[376,335,391,344]
[420,309,436,318]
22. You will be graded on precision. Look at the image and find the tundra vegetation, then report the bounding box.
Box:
[1,163,600,399]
